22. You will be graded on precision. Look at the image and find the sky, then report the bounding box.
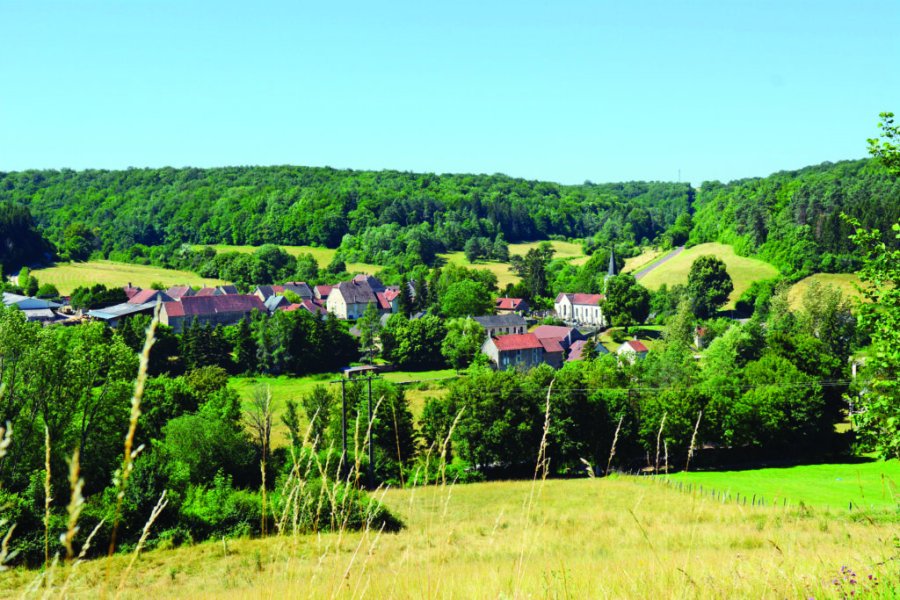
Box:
[1,0,898,185]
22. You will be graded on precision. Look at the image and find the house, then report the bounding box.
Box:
[264,295,289,313]
[566,339,610,362]
[326,274,396,319]
[314,285,333,301]
[165,285,195,300]
[554,293,606,327]
[87,290,173,327]
[2,293,64,323]
[195,285,238,297]
[496,297,528,313]
[160,294,266,332]
[481,333,545,371]
[532,325,585,351]
[538,337,565,369]
[617,339,649,363]
[472,314,527,338]
[123,283,141,300]
[282,298,328,318]
[254,282,313,302]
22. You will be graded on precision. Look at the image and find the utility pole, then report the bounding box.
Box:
[340,378,347,460]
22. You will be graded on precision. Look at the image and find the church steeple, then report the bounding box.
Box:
[607,248,617,278]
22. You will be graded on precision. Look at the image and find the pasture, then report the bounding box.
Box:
[638,242,780,309]
[789,272,863,309]
[622,247,665,274]
[668,459,899,511]
[5,474,896,598]
[440,239,588,289]
[29,260,226,295]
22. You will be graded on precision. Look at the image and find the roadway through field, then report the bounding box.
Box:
[632,246,685,280]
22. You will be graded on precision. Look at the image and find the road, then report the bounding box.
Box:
[632,246,685,280]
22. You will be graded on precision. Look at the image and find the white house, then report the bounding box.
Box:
[616,339,649,364]
[554,293,606,327]
[326,274,398,320]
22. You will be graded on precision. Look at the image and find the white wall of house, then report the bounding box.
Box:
[554,296,572,320]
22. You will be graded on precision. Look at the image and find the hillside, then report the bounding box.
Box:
[637,242,780,309]
[4,474,896,598]
[689,159,900,277]
[0,167,691,272]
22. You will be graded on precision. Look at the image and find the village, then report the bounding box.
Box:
[2,257,654,372]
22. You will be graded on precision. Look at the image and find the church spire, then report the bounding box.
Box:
[607,248,616,278]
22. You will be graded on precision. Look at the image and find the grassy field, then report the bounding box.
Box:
[638,242,780,309]
[667,460,899,511]
[232,370,456,446]
[788,272,863,309]
[29,260,227,295]
[6,474,896,598]
[596,325,664,353]
[622,247,665,274]
[440,240,588,288]
[204,244,381,275]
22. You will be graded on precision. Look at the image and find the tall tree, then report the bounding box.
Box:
[602,274,651,330]
[687,255,733,318]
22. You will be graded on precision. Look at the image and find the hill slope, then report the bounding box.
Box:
[4,475,896,598]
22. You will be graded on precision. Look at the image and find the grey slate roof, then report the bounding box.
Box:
[3,293,61,310]
[472,314,527,329]
[88,302,158,320]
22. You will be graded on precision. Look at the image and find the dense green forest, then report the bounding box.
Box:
[0,167,691,272]
[2,160,898,279]
[689,159,900,276]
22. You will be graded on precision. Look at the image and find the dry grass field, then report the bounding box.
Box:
[4,475,896,598]
[29,260,226,295]
[788,273,863,309]
[623,247,665,274]
[440,240,588,288]
[638,243,780,309]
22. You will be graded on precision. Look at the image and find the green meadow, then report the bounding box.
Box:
[29,260,226,295]
[638,242,780,309]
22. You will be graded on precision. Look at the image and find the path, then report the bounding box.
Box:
[633,246,685,280]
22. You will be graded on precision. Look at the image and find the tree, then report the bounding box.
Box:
[847,218,900,459]
[602,274,650,330]
[687,255,733,318]
[440,280,494,318]
[294,252,320,283]
[60,222,97,261]
[868,111,900,173]
[356,302,383,363]
[509,243,555,300]
[441,318,486,372]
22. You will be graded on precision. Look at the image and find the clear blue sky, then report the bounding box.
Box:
[1,0,898,184]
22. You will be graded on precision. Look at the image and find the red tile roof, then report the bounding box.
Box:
[163,294,265,318]
[496,297,526,311]
[375,291,393,310]
[532,325,575,341]
[622,340,649,353]
[492,333,544,352]
[194,287,217,296]
[128,289,173,305]
[314,284,333,299]
[166,285,194,300]
[538,337,564,354]
[572,293,604,306]
[123,285,141,300]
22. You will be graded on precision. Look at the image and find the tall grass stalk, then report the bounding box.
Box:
[117,490,168,593]
[685,411,702,472]
[62,448,84,562]
[513,379,554,597]
[606,415,623,476]
[654,412,667,474]
[106,304,157,560]
[43,426,50,569]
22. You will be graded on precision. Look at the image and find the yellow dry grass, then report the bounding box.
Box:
[623,247,665,274]
[638,243,780,309]
[788,273,863,309]
[440,240,588,288]
[6,476,895,598]
[29,261,227,295]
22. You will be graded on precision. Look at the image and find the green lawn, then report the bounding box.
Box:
[667,460,900,510]
[788,272,863,309]
[30,260,226,295]
[232,369,457,446]
[638,242,780,309]
[203,244,381,275]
